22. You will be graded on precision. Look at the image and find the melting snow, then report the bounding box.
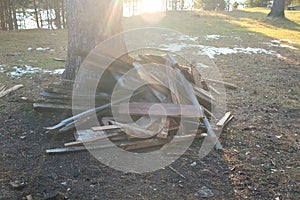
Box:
[204,35,223,40]
[159,43,275,58]
[8,65,41,77]
[268,39,298,50]
[178,35,198,42]
[2,65,65,77]
[33,47,55,51]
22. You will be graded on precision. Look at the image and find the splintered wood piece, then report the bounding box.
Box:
[166,65,180,103]
[217,112,232,127]
[138,54,166,64]
[191,62,208,90]
[91,125,120,131]
[0,84,23,98]
[112,121,158,138]
[118,102,203,118]
[168,166,186,179]
[33,102,90,112]
[208,85,221,95]
[205,78,238,90]
[53,57,66,62]
[47,146,87,154]
[203,116,222,150]
[119,138,167,151]
[64,132,122,147]
[47,137,167,154]
[157,118,170,139]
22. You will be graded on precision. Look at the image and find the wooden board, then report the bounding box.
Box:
[47,138,167,154]
[205,78,238,90]
[91,125,120,131]
[0,84,23,98]
[118,102,204,118]
[33,102,90,112]
[217,112,231,127]
[65,132,122,147]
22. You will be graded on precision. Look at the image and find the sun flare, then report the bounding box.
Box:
[142,0,163,13]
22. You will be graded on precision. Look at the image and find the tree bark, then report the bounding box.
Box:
[54,0,62,29]
[268,0,286,18]
[4,0,13,30]
[62,0,125,83]
[0,1,7,30]
[12,2,18,30]
[61,0,66,28]
[33,0,40,28]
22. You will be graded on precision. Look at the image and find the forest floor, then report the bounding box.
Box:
[0,9,299,200]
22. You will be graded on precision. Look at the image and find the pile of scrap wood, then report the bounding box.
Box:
[38,53,236,154]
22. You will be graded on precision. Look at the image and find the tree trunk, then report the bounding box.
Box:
[12,2,18,30]
[62,0,125,83]
[268,0,286,18]
[61,0,66,28]
[54,0,62,29]
[5,0,13,30]
[0,1,7,30]
[33,0,40,28]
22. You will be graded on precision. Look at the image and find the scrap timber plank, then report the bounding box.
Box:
[0,84,23,98]
[91,125,120,131]
[47,138,167,154]
[65,132,122,147]
[217,112,232,127]
[118,102,204,118]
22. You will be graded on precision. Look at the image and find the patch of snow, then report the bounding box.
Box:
[204,35,223,40]
[36,47,49,51]
[46,69,65,75]
[3,65,65,77]
[8,65,40,77]
[35,47,55,51]
[0,67,5,73]
[272,39,295,44]
[159,43,276,58]
[268,39,298,50]
[178,35,198,42]
[27,47,33,51]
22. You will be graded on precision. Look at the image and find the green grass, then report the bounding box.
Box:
[0,29,67,70]
[124,11,246,36]
[222,8,300,46]
[124,9,300,47]
[0,9,299,72]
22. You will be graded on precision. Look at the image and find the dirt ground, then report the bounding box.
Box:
[0,13,299,200]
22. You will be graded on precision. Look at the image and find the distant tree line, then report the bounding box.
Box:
[193,0,226,10]
[0,0,65,31]
[246,0,300,7]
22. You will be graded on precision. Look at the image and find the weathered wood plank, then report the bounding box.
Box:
[118,102,204,118]
[91,125,120,131]
[64,132,122,147]
[33,102,90,112]
[205,78,238,90]
[47,137,167,154]
[0,84,23,98]
[157,118,170,139]
[217,112,232,127]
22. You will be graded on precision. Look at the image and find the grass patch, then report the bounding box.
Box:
[124,11,246,36]
[0,29,67,70]
[223,8,300,46]
[0,9,299,73]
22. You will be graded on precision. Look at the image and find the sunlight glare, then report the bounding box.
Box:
[142,0,163,13]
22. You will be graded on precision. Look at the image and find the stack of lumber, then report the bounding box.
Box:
[40,53,236,153]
